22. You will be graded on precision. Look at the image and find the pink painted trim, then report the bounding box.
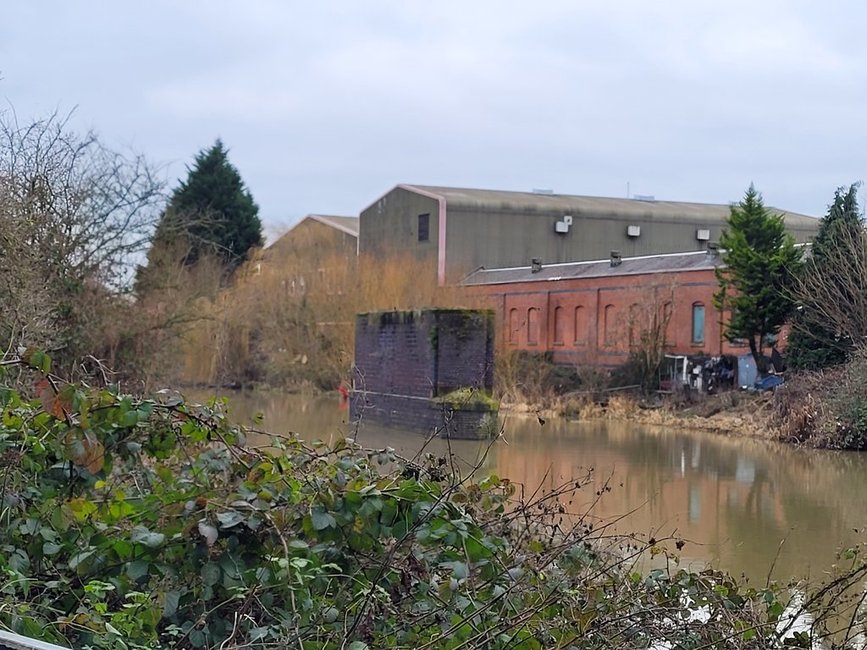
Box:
[399,184,448,286]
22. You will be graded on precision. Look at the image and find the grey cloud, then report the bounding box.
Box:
[2,1,866,226]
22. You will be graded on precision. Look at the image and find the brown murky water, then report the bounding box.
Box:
[189,389,867,582]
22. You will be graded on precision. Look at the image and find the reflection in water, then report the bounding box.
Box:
[188,389,867,582]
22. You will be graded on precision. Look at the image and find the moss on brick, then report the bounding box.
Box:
[432,387,499,411]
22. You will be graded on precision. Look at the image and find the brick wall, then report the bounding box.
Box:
[353,309,495,397]
[349,392,495,439]
[468,269,754,367]
[350,309,496,438]
[433,310,495,394]
[353,311,437,397]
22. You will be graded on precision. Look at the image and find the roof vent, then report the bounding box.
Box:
[532,188,554,195]
[610,251,622,267]
[696,228,711,241]
[707,242,720,257]
[633,194,655,202]
[626,224,641,238]
[531,258,542,273]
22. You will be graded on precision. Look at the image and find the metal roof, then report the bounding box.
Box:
[266,214,358,254]
[400,184,818,229]
[462,250,724,286]
[304,214,358,237]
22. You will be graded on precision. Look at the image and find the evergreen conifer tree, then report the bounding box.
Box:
[714,185,803,375]
[788,184,863,370]
[153,140,263,272]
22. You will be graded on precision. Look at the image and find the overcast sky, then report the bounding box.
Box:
[3,2,865,235]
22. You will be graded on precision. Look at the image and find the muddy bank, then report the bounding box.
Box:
[502,390,778,440]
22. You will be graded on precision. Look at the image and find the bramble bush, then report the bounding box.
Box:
[773,345,867,450]
[2,350,867,649]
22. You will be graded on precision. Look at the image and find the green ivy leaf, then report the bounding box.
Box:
[163,590,181,617]
[68,548,95,571]
[202,562,221,587]
[130,525,165,548]
[442,561,468,580]
[24,348,51,374]
[249,626,270,640]
[121,410,139,428]
[8,548,30,573]
[42,542,63,556]
[189,628,206,648]
[216,510,245,529]
[126,560,150,580]
[311,507,337,531]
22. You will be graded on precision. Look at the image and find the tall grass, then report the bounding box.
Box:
[176,243,481,389]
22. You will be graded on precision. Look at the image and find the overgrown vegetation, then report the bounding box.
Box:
[773,345,867,450]
[4,350,867,649]
[764,185,867,449]
[494,351,567,409]
[176,250,479,391]
[0,109,271,391]
[432,387,499,411]
[625,285,675,393]
[0,110,164,377]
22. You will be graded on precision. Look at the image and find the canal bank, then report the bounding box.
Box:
[190,389,867,583]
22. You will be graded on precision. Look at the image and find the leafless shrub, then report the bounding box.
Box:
[626,284,676,392]
[494,349,557,409]
[772,345,867,449]
[790,220,867,347]
[0,108,164,371]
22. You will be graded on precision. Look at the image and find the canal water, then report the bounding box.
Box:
[189,389,867,583]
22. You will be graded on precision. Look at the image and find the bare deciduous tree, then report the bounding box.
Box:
[627,284,675,391]
[0,109,165,366]
[790,220,867,348]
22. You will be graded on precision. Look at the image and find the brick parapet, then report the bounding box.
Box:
[351,309,497,439]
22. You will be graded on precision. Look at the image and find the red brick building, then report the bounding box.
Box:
[463,250,751,367]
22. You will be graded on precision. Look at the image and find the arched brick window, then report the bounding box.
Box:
[603,304,615,346]
[527,308,540,345]
[628,303,640,348]
[574,306,587,345]
[692,302,705,344]
[662,301,674,345]
[553,306,565,345]
[509,308,520,344]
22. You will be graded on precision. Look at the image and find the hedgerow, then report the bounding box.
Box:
[1,350,866,649]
